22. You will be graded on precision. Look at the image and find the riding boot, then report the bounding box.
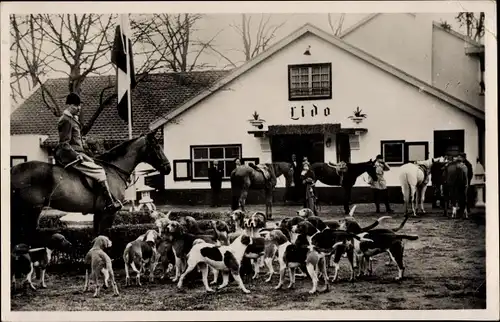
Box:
[100,181,122,212]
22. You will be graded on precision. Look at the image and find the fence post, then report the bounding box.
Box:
[471,160,486,208]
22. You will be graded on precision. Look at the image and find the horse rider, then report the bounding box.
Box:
[54,92,122,212]
[301,161,318,215]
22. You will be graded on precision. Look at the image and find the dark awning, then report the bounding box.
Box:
[267,123,341,135]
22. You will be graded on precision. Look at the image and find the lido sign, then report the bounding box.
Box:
[290,104,331,121]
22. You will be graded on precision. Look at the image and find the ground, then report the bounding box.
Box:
[11,203,486,311]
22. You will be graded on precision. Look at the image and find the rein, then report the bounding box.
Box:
[94,158,132,186]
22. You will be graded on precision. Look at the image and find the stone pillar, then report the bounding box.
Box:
[135,186,156,212]
[471,160,485,208]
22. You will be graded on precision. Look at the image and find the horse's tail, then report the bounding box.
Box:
[230,172,242,211]
[398,170,411,202]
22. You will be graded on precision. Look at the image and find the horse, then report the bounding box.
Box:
[10,131,171,246]
[230,162,294,220]
[310,160,378,215]
[431,159,470,219]
[398,157,446,217]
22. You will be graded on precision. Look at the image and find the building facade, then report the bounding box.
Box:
[150,18,485,205]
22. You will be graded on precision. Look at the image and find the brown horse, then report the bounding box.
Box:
[310,161,378,215]
[10,131,171,246]
[230,162,294,220]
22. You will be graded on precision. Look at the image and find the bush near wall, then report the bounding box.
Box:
[38,209,231,272]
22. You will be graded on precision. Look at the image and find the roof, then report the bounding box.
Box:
[432,21,484,48]
[149,23,485,130]
[338,13,380,38]
[11,70,230,147]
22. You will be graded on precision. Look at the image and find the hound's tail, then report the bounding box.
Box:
[394,234,419,241]
[392,215,409,232]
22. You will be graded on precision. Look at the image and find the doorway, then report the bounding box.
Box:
[271,134,324,163]
[336,133,351,163]
[434,130,465,157]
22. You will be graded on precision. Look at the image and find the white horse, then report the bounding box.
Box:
[398,157,446,217]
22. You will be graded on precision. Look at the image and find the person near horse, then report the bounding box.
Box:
[54,93,122,212]
[208,160,224,207]
[301,161,318,215]
[368,155,394,213]
[456,152,474,212]
[234,158,242,167]
[288,153,302,203]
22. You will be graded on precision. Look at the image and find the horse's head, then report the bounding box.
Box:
[143,130,171,175]
[366,159,378,182]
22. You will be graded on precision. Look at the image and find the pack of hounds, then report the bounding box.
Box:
[11,206,419,297]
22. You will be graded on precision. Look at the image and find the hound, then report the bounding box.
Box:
[177,235,254,294]
[124,230,160,286]
[83,236,119,297]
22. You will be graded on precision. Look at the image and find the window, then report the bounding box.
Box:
[288,63,332,100]
[191,145,242,180]
[11,156,27,168]
[381,140,429,165]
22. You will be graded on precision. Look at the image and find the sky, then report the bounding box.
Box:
[10,12,467,109]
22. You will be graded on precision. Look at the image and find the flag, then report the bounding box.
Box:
[111,14,136,123]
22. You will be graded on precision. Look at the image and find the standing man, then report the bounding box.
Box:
[457,152,474,212]
[289,153,301,203]
[368,154,394,214]
[208,160,223,207]
[54,92,122,212]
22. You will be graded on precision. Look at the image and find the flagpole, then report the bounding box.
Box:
[122,14,136,209]
[123,14,133,140]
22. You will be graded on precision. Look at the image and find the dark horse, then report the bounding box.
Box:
[10,131,171,246]
[230,162,294,219]
[431,160,470,219]
[310,161,378,215]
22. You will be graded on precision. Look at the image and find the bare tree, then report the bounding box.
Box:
[456,12,485,42]
[328,13,346,36]
[230,14,286,62]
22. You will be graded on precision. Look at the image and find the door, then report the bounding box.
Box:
[434,130,465,157]
[271,134,324,163]
[336,133,351,163]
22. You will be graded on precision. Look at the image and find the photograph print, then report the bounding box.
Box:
[2,1,498,320]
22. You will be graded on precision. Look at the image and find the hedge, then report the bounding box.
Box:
[39,209,232,229]
[38,209,233,271]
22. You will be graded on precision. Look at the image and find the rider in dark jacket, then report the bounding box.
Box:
[54,93,122,212]
[301,161,318,215]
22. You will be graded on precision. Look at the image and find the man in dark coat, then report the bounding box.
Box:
[458,152,474,211]
[54,92,122,212]
[208,160,224,207]
[288,153,302,203]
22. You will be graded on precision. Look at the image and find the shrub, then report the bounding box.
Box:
[39,213,68,229]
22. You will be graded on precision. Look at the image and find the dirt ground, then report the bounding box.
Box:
[11,203,486,311]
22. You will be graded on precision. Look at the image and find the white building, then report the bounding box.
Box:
[149,17,485,204]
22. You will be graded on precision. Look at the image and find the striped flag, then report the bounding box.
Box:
[111,14,136,124]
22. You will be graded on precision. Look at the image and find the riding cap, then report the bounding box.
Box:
[375,154,383,160]
[66,92,81,106]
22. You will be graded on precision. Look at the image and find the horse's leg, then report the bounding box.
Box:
[239,188,249,213]
[462,185,469,219]
[98,211,117,236]
[93,212,102,236]
[419,185,428,214]
[343,186,351,215]
[23,207,43,247]
[265,189,273,220]
[410,185,417,217]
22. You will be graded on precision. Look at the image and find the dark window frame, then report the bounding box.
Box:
[10,155,27,168]
[189,144,242,182]
[380,140,430,166]
[405,141,429,163]
[173,159,192,181]
[288,63,332,101]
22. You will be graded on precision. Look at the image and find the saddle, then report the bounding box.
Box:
[256,164,271,181]
[327,161,348,185]
[55,159,103,192]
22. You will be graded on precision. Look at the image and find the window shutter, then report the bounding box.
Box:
[173,159,192,181]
